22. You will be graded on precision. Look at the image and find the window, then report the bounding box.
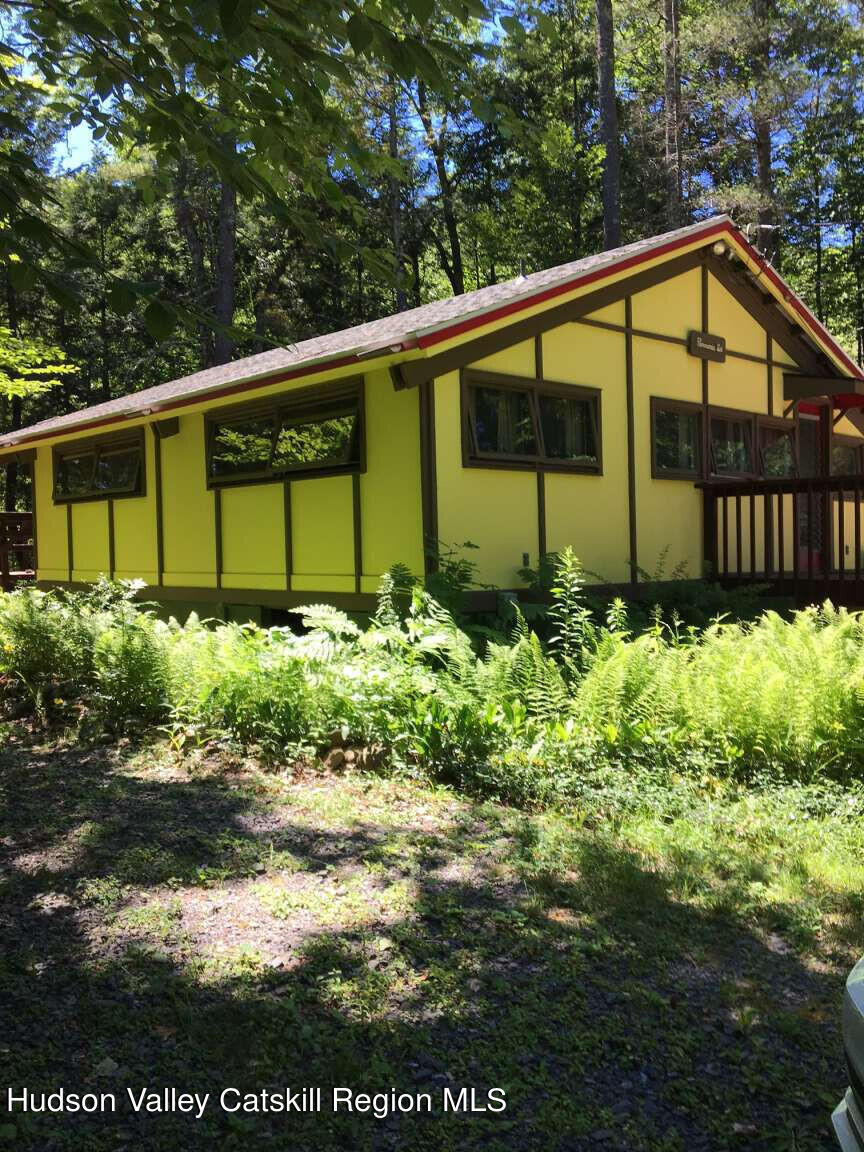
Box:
[463,372,601,472]
[53,432,145,502]
[710,411,755,476]
[759,422,796,478]
[206,380,363,486]
[651,400,701,478]
[832,438,863,476]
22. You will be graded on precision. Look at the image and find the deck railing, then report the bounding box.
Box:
[0,511,34,590]
[699,475,864,603]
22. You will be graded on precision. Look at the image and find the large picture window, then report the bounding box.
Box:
[650,400,702,478]
[463,371,601,472]
[206,380,364,486]
[53,431,145,503]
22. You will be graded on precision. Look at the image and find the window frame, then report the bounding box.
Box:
[204,377,366,489]
[52,428,146,504]
[649,397,703,480]
[461,369,602,475]
[757,415,797,478]
[831,433,864,477]
[707,405,758,479]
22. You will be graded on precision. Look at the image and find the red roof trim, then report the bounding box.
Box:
[5,352,365,447]
[415,221,727,348]
[5,218,861,448]
[416,218,864,382]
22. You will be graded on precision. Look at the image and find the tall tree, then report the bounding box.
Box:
[595,0,621,247]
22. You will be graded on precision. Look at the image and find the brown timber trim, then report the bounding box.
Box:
[700,262,711,479]
[107,499,115,579]
[66,503,73,582]
[534,333,546,561]
[783,374,859,402]
[352,472,362,593]
[536,472,546,561]
[214,487,223,590]
[706,254,833,378]
[418,379,438,573]
[398,248,707,389]
[625,296,637,584]
[152,427,164,586]
[283,479,292,591]
[577,315,787,369]
[30,459,38,573]
[37,580,379,614]
[152,416,179,439]
[767,334,774,415]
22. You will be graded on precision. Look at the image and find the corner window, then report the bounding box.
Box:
[206,379,363,486]
[832,438,863,476]
[53,432,145,502]
[463,371,601,472]
[759,422,796,477]
[710,411,755,476]
[651,400,702,478]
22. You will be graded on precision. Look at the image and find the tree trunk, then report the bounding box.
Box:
[173,152,213,367]
[663,0,683,227]
[388,75,406,312]
[99,220,110,400]
[417,80,465,295]
[595,0,620,249]
[4,275,21,511]
[752,0,776,262]
[212,167,236,366]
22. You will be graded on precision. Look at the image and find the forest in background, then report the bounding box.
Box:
[1,0,864,509]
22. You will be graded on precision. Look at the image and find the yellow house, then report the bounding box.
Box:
[3,214,864,616]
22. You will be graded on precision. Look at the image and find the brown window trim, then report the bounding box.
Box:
[204,377,366,489]
[757,415,797,477]
[461,368,602,475]
[52,427,146,504]
[649,396,703,481]
[831,431,864,476]
[707,405,759,479]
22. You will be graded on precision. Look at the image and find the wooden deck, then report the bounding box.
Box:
[700,474,864,606]
[0,511,34,591]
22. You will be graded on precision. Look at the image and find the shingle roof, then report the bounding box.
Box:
[1,214,857,447]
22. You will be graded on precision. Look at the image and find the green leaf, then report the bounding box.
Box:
[219,0,254,36]
[470,97,496,123]
[346,13,374,55]
[405,0,436,23]
[144,300,176,341]
[7,261,36,293]
[107,281,137,315]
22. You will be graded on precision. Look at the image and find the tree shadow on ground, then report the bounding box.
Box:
[0,731,851,1151]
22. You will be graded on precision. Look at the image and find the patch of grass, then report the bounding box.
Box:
[0,731,859,1151]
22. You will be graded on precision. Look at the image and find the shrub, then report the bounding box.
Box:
[3,564,864,800]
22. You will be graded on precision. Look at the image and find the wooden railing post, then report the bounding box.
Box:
[703,487,718,578]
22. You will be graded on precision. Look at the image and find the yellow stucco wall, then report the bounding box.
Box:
[542,323,629,582]
[432,263,864,588]
[33,363,424,600]
[33,447,67,581]
[434,369,538,587]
